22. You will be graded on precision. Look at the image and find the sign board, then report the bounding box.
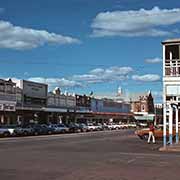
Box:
[21,80,47,99]
[0,103,16,111]
[0,104,3,110]
[166,85,180,95]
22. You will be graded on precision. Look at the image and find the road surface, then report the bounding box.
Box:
[0,130,180,180]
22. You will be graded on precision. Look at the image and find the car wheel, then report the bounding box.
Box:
[3,132,10,137]
[62,130,66,134]
[138,135,144,140]
[24,131,28,136]
[143,134,149,140]
[48,131,52,135]
[34,132,38,136]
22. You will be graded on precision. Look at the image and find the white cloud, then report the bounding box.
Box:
[145,57,162,64]
[73,66,133,84]
[0,20,80,50]
[91,6,180,37]
[1,66,133,90]
[8,78,21,87]
[28,77,82,89]
[132,74,161,82]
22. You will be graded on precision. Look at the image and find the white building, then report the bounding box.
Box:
[162,39,180,146]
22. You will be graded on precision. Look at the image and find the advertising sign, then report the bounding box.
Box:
[21,80,48,98]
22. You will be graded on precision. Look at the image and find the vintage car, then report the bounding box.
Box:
[135,127,176,140]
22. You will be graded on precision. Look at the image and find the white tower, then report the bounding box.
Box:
[117,86,123,96]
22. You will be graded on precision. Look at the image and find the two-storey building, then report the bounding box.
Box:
[162,39,180,146]
[0,79,16,124]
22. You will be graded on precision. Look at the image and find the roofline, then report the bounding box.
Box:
[161,39,180,45]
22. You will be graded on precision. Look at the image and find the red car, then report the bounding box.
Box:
[135,127,176,140]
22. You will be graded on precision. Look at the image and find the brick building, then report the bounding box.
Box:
[130,91,155,124]
[131,91,154,114]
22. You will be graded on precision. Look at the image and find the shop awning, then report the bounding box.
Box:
[43,108,67,113]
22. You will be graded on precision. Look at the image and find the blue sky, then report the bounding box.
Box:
[1,0,180,102]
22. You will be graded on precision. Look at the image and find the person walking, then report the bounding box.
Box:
[148,123,155,144]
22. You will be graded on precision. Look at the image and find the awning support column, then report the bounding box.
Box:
[163,103,167,147]
[176,107,179,144]
[169,105,173,145]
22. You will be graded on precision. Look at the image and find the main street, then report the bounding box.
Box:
[0,130,180,180]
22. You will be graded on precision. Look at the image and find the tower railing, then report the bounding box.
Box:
[165,59,180,76]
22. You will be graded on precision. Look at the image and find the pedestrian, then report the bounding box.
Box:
[148,122,155,144]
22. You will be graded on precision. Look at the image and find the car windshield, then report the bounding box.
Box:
[58,124,65,127]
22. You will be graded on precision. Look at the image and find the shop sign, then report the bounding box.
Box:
[0,104,3,110]
[21,80,47,99]
[0,103,16,111]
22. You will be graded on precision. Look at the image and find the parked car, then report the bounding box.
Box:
[14,125,34,136]
[86,123,97,131]
[102,123,109,130]
[0,125,17,137]
[119,123,129,129]
[135,127,176,140]
[49,124,69,134]
[106,123,121,130]
[128,123,137,129]
[106,124,114,130]
[30,124,54,135]
[0,126,12,137]
[77,123,88,132]
[67,123,81,133]
[94,123,104,131]
[137,122,148,128]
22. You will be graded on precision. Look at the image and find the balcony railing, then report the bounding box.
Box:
[165,59,180,76]
[0,92,16,102]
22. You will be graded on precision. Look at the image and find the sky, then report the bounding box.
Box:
[1,0,180,103]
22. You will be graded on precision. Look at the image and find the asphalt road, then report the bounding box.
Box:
[0,130,180,180]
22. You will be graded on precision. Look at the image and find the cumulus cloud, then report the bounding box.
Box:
[0,20,80,50]
[145,57,162,64]
[91,6,180,37]
[73,66,133,84]
[132,74,161,82]
[28,77,82,89]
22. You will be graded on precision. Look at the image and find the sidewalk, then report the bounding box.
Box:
[159,143,180,152]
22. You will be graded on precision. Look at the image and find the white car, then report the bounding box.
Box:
[0,125,16,137]
[118,124,129,129]
[86,124,96,131]
[94,123,103,131]
[107,124,121,130]
[128,123,137,128]
[138,123,148,128]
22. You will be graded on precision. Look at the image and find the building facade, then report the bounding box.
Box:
[16,80,48,125]
[91,98,130,113]
[0,78,134,125]
[154,103,163,125]
[86,98,133,124]
[162,39,180,146]
[0,79,16,124]
[46,88,76,124]
[130,91,155,124]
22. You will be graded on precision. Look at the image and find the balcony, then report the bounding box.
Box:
[165,59,180,76]
[0,92,16,102]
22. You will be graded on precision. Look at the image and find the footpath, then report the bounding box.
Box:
[159,143,180,152]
